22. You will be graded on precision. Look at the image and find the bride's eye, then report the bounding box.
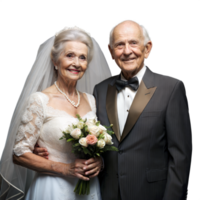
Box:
[80,55,86,60]
[66,53,74,58]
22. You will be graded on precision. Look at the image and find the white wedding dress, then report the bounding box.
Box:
[13,92,101,200]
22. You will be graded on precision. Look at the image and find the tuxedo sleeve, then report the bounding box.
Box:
[163,81,192,200]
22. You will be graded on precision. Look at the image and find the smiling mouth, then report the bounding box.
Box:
[68,69,81,74]
[121,58,136,62]
[123,58,135,63]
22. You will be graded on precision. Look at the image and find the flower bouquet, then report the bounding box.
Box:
[60,114,118,195]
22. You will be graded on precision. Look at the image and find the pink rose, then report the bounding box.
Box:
[86,135,98,145]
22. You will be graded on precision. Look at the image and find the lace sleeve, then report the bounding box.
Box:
[13,93,45,156]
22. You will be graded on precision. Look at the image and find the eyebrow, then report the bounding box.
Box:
[114,39,139,47]
[65,51,87,57]
[114,41,125,47]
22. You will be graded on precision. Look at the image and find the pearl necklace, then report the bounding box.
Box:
[54,81,80,108]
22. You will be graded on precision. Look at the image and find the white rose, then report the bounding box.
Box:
[70,128,81,139]
[86,119,96,127]
[66,125,73,133]
[97,139,106,149]
[77,121,84,129]
[99,125,107,133]
[88,125,101,137]
[102,132,113,145]
[79,137,88,147]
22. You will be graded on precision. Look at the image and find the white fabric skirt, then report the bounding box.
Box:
[25,173,101,200]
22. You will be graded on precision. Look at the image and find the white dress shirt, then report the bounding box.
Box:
[117,66,146,135]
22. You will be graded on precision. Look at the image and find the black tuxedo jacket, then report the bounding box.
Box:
[93,67,192,200]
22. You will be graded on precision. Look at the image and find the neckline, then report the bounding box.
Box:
[38,92,94,119]
[46,105,94,119]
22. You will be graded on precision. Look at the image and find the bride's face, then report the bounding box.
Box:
[56,41,88,82]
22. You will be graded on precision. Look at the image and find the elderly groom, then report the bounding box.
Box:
[93,20,192,200]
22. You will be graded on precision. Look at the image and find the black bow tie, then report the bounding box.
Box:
[115,76,139,92]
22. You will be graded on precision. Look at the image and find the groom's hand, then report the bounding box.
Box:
[33,143,49,159]
[83,157,102,178]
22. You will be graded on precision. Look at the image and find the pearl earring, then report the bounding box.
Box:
[55,66,58,70]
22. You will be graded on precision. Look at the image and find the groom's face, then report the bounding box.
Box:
[109,21,151,79]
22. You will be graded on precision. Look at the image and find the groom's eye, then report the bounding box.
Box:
[130,40,137,45]
[118,43,123,46]
[115,43,125,49]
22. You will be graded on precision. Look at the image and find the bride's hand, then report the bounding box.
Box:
[67,159,90,181]
[83,157,103,178]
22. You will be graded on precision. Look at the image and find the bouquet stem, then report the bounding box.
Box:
[74,179,90,195]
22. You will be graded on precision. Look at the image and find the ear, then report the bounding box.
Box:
[53,59,61,69]
[144,41,152,59]
[106,43,114,60]
[52,60,57,68]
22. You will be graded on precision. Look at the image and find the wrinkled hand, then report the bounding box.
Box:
[33,143,49,159]
[33,143,102,180]
[68,159,89,181]
[83,157,102,178]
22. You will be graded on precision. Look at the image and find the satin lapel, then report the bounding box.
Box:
[106,84,121,141]
[120,80,157,142]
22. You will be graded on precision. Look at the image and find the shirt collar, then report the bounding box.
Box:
[120,65,146,85]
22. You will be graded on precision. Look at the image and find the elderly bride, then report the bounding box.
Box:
[0,27,111,200]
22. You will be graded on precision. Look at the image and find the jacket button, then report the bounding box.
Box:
[119,150,123,154]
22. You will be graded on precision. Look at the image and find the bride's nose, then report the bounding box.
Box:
[73,57,81,67]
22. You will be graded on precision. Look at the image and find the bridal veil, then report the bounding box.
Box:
[0,32,111,199]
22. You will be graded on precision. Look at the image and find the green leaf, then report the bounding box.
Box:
[76,114,81,120]
[98,134,105,140]
[82,147,92,156]
[103,145,118,152]
[107,130,114,135]
[84,126,89,133]
[88,146,95,152]
[72,124,77,129]
[66,134,71,138]
[73,143,80,147]
[67,138,76,142]
[104,124,113,129]
[95,121,100,126]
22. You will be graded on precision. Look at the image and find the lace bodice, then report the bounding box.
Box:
[13,92,97,164]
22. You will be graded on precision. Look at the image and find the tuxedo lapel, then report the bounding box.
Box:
[120,67,157,142]
[106,82,121,142]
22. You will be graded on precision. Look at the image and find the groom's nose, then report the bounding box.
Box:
[123,43,132,56]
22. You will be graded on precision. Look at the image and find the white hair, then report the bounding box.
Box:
[51,27,93,64]
[109,23,151,48]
